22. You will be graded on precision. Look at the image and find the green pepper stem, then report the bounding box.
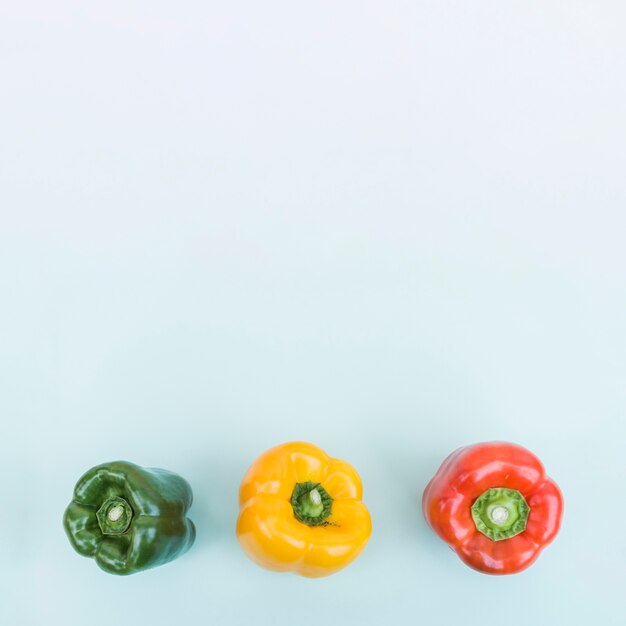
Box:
[97,497,133,535]
[107,505,124,522]
[471,487,530,541]
[291,482,332,526]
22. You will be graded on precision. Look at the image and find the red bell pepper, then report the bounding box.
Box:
[422,441,563,575]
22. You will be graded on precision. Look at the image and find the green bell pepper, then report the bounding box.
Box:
[63,461,196,575]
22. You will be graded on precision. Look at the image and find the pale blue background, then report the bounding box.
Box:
[1,2,625,625]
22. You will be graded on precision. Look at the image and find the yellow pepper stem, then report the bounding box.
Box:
[291,482,333,526]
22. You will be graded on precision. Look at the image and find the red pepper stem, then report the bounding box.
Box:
[471,488,530,541]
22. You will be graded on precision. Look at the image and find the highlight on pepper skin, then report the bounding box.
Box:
[422,441,563,575]
[236,441,372,578]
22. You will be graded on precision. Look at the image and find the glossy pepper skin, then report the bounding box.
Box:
[423,442,563,575]
[63,461,196,575]
[236,441,372,578]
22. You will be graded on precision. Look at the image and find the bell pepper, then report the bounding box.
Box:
[63,461,196,575]
[422,441,563,574]
[236,441,372,578]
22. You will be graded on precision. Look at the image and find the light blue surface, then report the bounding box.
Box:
[1,2,625,625]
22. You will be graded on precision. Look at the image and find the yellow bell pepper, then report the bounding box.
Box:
[236,441,372,578]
